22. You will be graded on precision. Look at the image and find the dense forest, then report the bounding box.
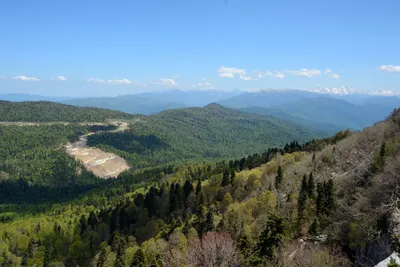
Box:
[0,101,137,122]
[1,101,399,266]
[0,124,108,203]
[87,104,326,168]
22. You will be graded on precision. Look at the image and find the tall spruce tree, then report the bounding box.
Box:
[307,172,315,199]
[275,166,283,189]
[130,248,145,267]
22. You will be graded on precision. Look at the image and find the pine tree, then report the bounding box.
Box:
[275,166,283,189]
[221,170,230,187]
[309,219,319,236]
[230,169,236,185]
[194,204,206,237]
[97,247,107,267]
[183,180,194,201]
[195,179,202,196]
[307,172,315,199]
[204,210,214,233]
[43,244,53,267]
[325,179,335,215]
[130,248,145,267]
[111,233,120,253]
[257,215,286,259]
[115,237,127,267]
[316,182,324,216]
[298,175,308,222]
[79,214,87,234]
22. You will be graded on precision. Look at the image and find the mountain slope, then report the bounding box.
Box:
[0,93,72,102]
[218,89,321,108]
[62,94,187,115]
[274,97,394,130]
[87,103,324,167]
[240,106,345,134]
[0,101,137,122]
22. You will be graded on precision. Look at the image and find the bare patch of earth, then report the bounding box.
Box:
[65,135,130,179]
[64,122,131,179]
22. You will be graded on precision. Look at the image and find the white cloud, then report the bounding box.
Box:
[380,65,400,73]
[217,66,249,79]
[0,76,6,80]
[151,78,178,86]
[191,81,216,90]
[56,76,67,81]
[239,76,253,81]
[266,71,285,79]
[323,69,340,79]
[217,66,255,80]
[13,75,40,81]
[87,78,132,85]
[286,68,321,78]
[331,73,340,79]
[160,78,177,86]
[219,72,235,78]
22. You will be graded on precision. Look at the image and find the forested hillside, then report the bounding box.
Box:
[1,107,398,266]
[0,124,108,203]
[0,101,137,122]
[87,104,325,168]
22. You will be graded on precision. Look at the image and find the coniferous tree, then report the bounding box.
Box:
[275,166,283,189]
[257,215,286,259]
[230,169,236,185]
[204,210,214,233]
[111,234,120,253]
[79,215,87,234]
[43,244,53,267]
[97,247,107,267]
[195,179,202,196]
[316,182,324,216]
[307,172,315,199]
[183,180,194,201]
[298,175,308,223]
[221,170,230,187]
[309,219,319,235]
[115,237,127,267]
[130,248,145,267]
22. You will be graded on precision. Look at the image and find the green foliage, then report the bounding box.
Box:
[130,248,145,267]
[0,101,136,122]
[257,215,287,260]
[87,104,321,168]
[316,179,336,217]
[372,142,386,173]
[0,124,105,203]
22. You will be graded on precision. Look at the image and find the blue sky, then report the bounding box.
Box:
[0,0,399,96]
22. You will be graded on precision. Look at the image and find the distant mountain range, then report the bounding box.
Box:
[1,88,399,132]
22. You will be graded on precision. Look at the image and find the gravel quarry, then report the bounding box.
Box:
[64,122,130,179]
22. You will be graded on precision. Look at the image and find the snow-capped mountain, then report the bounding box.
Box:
[308,86,361,95]
[308,86,400,96]
[368,90,400,96]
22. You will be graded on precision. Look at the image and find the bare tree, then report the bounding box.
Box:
[186,232,241,267]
